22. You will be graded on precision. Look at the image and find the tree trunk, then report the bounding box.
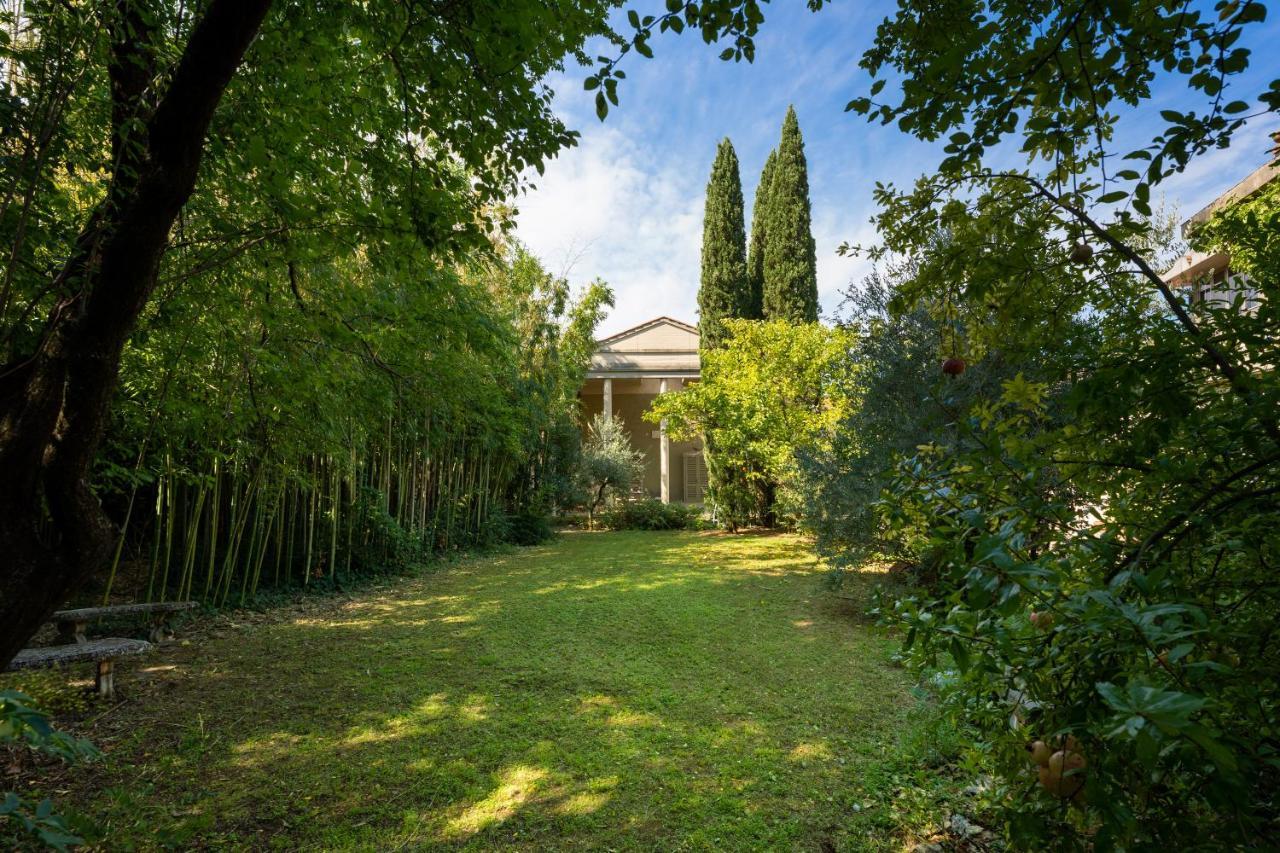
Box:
[0,0,272,668]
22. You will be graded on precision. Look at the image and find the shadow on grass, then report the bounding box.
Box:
[65,531,928,851]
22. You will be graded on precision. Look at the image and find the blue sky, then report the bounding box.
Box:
[514,2,1280,338]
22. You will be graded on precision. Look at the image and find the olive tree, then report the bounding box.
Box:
[578,413,645,526]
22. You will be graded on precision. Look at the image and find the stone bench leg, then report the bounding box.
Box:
[58,620,89,644]
[96,660,115,699]
[148,614,176,644]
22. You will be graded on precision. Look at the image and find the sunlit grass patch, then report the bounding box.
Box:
[444,764,548,838]
[45,530,955,850]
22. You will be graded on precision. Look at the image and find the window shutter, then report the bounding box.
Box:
[683,451,708,503]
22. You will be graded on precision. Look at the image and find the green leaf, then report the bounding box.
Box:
[1185,724,1238,772]
[1100,682,1206,733]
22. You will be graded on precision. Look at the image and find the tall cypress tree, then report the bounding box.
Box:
[697,138,750,352]
[762,106,818,323]
[745,148,775,321]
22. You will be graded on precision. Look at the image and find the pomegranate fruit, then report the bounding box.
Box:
[1038,749,1086,798]
[1069,241,1094,264]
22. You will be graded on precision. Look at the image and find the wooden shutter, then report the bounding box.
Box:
[683,451,708,503]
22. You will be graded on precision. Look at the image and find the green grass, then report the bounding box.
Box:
[54,531,961,850]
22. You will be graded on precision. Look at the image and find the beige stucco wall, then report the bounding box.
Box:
[580,385,702,503]
[596,321,699,353]
[590,319,700,378]
[582,318,703,503]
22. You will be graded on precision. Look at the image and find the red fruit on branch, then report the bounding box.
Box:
[1070,241,1094,264]
[942,357,966,376]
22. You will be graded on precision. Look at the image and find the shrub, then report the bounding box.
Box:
[504,510,554,546]
[600,499,702,531]
[798,268,1015,576]
[1,691,98,850]
[349,487,427,573]
[874,292,1280,847]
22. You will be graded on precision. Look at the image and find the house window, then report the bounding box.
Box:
[683,451,709,503]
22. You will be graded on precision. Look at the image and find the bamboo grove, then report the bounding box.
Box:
[88,244,610,607]
[0,2,619,613]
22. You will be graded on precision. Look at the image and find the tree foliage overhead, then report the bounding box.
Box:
[0,0,622,666]
[600,0,1280,845]
[761,107,818,324]
[697,138,750,352]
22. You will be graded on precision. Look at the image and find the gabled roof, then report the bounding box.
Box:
[1183,160,1280,236]
[588,316,700,378]
[596,316,698,350]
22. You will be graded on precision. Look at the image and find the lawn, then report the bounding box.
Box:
[36,531,959,850]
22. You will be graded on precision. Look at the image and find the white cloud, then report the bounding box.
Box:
[1158,119,1279,219]
[514,126,704,338]
[515,124,879,336]
[813,211,876,320]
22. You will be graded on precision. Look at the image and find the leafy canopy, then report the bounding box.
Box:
[649,319,856,527]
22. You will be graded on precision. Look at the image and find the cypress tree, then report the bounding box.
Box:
[745,149,775,321]
[697,138,750,352]
[761,106,818,323]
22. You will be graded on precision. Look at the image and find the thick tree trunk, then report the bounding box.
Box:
[0,0,272,668]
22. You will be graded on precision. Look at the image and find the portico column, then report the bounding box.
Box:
[602,378,612,420]
[658,378,670,504]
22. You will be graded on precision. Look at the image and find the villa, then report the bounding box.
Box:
[1161,157,1277,306]
[579,316,708,504]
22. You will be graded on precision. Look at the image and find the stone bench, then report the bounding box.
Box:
[52,601,197,644]
[6,638,152,699]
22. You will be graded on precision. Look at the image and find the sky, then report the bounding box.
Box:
[514,2,1280,338]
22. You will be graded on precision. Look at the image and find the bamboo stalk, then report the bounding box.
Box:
[203,457,222,598]
[145,468,166,603]
[177,484,208,603]
[328,457,338,579]
[304,461,317,586]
